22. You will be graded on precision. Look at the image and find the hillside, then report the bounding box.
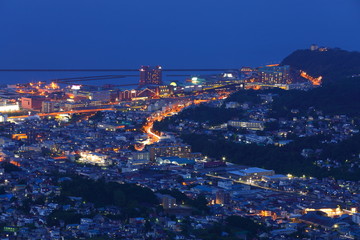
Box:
[153,47,360,180]
[281,48,360,84]
[270,77,360,117]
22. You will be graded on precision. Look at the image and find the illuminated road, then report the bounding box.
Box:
[300,71,322,85]
[143,123,161,145]
[135,101,194,151]
[135,93,230,151]
[204,173,343,203]
[205,173,284,193]
[8,108,115,119]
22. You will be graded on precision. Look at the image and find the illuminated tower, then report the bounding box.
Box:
[139,66,163,86]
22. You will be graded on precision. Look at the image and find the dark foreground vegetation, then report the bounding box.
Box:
[181,133,360,180]
[47,176,159,226]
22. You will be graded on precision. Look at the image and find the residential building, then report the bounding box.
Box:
[258,65,291,84]
[149,144,191,161]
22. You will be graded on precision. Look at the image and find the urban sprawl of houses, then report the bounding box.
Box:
[0,56,359,239]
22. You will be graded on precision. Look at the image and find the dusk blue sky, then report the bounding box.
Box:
[0,0,359,83]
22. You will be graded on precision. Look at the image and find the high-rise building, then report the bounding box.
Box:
[139,66,163,86]
[258,65,291,84]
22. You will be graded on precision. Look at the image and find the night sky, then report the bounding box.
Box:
[0,0,359,83]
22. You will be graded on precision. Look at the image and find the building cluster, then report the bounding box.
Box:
[0,60,357,239]
[165,93,359,155]
[0,89,357,239]
[0,62,323,125]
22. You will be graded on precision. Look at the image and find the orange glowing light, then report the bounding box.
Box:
[8,108,115,119]
[12,134,28,140]
[134,100,212,151]
[300,71,322,86]
[53,156,67,160]
[245,85,261,90]
[10,160,21,167]
[45,82,60,90]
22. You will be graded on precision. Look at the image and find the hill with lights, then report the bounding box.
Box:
[281,48,360,84]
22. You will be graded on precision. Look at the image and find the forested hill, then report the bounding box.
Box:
[270,77,360,117]
[281,48,360,84]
